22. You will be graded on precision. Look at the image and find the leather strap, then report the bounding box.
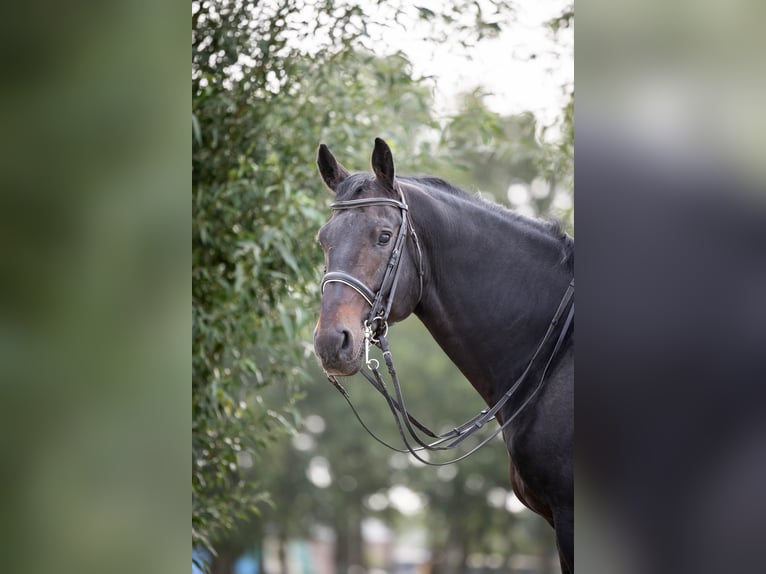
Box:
[321,271,376,307]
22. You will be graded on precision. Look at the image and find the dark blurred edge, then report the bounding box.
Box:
[576,118,766,573]
[0,0,189,573]
[575,75,766,574]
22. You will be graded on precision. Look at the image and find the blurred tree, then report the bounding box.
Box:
[248,368,403,573]
[385,320,557,572]
[192,0,359,561]
[249,317,559,572]
[440,91,540,190]
[439,91,573,231]
[436,3,574,232]
[541,3,574,236]
[541,4,574,214]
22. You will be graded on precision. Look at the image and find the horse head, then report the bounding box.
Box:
[313,138,423,376]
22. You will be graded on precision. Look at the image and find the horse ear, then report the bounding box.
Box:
[317,143,349,193]
[371,137,396,191]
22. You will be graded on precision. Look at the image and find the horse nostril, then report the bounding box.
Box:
[339,328,352,352]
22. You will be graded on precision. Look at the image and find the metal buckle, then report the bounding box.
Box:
[363,318,388,370]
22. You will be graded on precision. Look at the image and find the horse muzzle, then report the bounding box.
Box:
[313,323,363,376]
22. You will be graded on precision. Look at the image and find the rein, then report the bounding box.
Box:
[321,185,574,465]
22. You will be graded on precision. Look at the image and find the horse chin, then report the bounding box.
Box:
[322,356,362,377]
[319,343,363,377]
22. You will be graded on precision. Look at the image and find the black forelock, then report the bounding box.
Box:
[333,172,375,201]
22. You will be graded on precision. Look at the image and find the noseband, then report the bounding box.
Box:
[320,185,424,346]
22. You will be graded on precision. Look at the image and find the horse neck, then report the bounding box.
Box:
[406,183,572,406]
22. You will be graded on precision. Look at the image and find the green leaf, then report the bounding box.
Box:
[416,6,436,20]
[192,113,202,146]
[274,241,299,273]
[278,304,293,340]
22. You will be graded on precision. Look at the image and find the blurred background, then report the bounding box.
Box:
[192,0,573,572]
[3,0,763,571]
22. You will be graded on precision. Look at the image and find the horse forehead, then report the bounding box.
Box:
[320,210,361,241]
[335,172,373,197]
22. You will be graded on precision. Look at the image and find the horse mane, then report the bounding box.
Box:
[400,175,574,268]
[333,172,573,268]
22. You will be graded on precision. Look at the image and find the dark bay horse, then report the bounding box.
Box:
[313,138,574,572]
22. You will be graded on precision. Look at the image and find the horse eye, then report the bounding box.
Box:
[378,231,392,245]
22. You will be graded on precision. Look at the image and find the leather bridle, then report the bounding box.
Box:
[320,184,424,348]
[319,184,574,465]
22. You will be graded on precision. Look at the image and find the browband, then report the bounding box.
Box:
[331,197,408,211]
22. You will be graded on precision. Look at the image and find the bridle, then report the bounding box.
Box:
[319,183,574,466]
[320,183,424,349]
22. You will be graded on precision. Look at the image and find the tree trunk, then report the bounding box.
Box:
[430,542,447,574]
[442,521,468,574]
[210,549,236,574]
[334,512,349,574]
[277,531,288,574]
[333,500,366,574]
[458,533,470,574]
